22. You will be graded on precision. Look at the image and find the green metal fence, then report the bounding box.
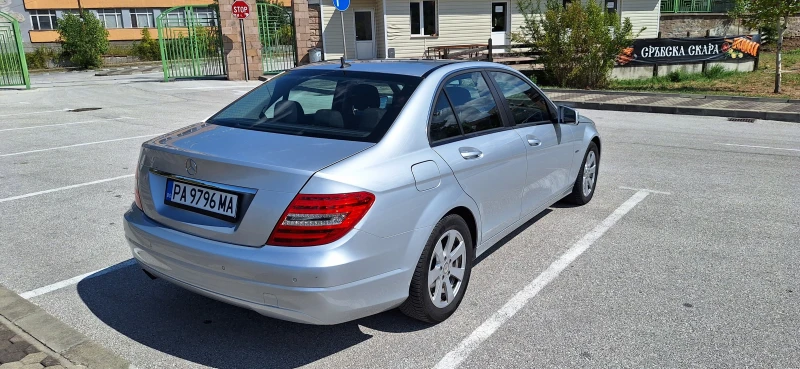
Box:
[157,5,226,81]
[257,3,297,74]
[660,0,735,13]
[0,12,30,89]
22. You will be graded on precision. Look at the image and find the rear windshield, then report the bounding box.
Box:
[207,69,423,143]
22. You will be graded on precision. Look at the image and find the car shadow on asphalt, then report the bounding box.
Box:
[77,261,431,369]
[475,208,553,266]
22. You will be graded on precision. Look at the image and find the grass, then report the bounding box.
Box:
[607,47,800,99]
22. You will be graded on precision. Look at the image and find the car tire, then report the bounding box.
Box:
[564,141,599,205]
[399,214,474,323]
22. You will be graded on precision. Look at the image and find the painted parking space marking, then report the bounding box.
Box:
[0,175,134,204]
[0,133,163,157]
[434,189,658,369]
[160,85,255,91]
[618,186,672,195]
[0,117,135,132]
[0,109,70,118]
[20,259,137,299]
[714,143,800,152]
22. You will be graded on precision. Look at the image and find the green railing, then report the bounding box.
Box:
[0,12,30,89]
[157,5,226,81]
[660,0,735,13]
[257,3,296,74]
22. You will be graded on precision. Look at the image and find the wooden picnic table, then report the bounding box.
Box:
[427,44,488,59]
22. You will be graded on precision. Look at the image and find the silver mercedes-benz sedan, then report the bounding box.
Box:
[123,60,600,325]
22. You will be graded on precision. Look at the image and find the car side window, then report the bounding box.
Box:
[488,71,554,125]
[429,91,461,142]
[443,72,504,135]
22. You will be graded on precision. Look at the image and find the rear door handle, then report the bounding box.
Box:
[459,147,483,160]
[526,135,542,147]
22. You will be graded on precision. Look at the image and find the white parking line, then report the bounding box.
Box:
[0,117,135,132]
[0,109,69,118]
[20,259,137,299]
[434,190,653,369]
[618,186,671,195]
[0,133,163,157]
[715,143,800,152]
[0,175,133,204]
[160,85,254,91]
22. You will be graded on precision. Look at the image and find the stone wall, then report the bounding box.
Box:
[218,0,264,80]
[309,4,322,51]
[293,3,322,64]
[660,14,800,38]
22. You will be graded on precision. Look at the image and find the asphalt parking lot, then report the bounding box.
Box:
[1,76,799,368]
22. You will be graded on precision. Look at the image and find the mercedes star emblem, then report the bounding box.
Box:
[185,159,198,175]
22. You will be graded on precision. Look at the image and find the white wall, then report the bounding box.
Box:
[321,0,378,59]
[385,0,497,58]
[621,0,660,39]
[321,0,657,60]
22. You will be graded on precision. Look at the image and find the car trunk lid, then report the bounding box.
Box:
[137,123,373,247]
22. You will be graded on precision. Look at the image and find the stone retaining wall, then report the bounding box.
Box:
[660,14,800,38]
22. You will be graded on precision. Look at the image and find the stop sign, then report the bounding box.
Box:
[232,0,250,19]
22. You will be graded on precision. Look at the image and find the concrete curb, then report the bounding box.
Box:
[542,88,797,104]
[0,284,130,369]
[553,100,800,123]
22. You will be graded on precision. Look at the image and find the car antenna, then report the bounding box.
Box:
[340,56,350,69]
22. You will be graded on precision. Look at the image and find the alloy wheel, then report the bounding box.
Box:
[582,151,597,197]
[428,229,466,308]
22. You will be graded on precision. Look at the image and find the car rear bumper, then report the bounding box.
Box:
[123,205,426,325]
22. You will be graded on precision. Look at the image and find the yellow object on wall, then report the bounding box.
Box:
[23,0,291,9]
[29,28,160,42]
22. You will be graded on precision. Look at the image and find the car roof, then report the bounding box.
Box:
[293,59,468,77]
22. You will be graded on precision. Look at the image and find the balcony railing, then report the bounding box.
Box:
[660,0,735,13]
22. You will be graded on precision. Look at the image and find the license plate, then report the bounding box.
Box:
[165,179,240,221]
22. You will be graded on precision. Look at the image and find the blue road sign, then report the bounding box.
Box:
[333,0,350,11]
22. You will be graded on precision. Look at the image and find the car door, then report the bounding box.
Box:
[429,71,527,242]
[487,70,574,217]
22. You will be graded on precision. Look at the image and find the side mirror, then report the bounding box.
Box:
[558,106,578,124]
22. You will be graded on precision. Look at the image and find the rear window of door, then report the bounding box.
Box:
[443,72,504,135]
[488,71,555,125]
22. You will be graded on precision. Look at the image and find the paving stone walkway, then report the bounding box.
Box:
[0,324,64,369]
[544,89,800,122]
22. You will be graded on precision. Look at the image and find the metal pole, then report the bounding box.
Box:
[340,10,346,59]
[240,18,250,81]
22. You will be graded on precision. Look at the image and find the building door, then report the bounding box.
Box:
[490,2,509,54]
[354,10,376,59]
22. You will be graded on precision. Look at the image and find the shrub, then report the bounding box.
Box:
[106,44,135,57]
[666,70,687,82]
[702,65,731,79]
[26,47,59,69]
[514,0,642,88]
[57,11,109,68]
[132,28,161,61]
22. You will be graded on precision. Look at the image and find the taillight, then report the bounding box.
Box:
[267,192,376,247]
[134,152,143,210]
[134,168,142,210]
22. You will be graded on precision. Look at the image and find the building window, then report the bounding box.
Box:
[97,9,123,28]
[163,10,186,27]
[409,1,436,36]
[130,9,155,28]
[194,7,218,26]
[30,10,58,30]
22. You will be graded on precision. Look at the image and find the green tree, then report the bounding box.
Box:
[730,0,800,93]
[133,28,161,61]
[57,11,109,68]
[514,0,641,88]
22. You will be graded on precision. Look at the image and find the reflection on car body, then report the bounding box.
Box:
[123,60,601,325]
